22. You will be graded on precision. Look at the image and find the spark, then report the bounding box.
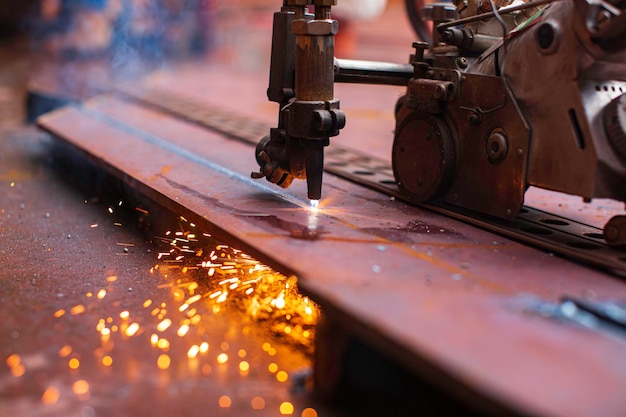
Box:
[70,305,85,315]
[177,324,190,337]
[72,380,89,396]
[157,354,170,370]
[251,397,266,410]
[97,289,107,299]
[309,199,320,211]
[187,345,200,359]
[157,338,170,350]
[280,402,295,415]
[102,356,113,367]
[125,323,140,337]
[58,346,72,357]
[6,354,20,368]
[10,363,25,377]
[157,318,172,332]
[186,294,202,304]
[68,358,80,370]
[216,353,228,364]
[302,408,318,417]
[53,309,65,318]
[218,396,232,408]
[276,370,288,382]
[41,386,60,405]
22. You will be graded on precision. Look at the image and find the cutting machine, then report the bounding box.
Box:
[253,0,626,244]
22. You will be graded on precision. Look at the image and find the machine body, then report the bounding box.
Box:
[254,0,626,242]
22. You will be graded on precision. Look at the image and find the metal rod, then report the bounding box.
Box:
[437,0,559,31]
[333,58,414,86]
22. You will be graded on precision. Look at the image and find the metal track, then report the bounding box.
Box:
[115,85,626,274]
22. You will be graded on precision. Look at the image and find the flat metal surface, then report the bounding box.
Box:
[39,96,626,417]
[0,127,327,417]
[117,84,626,273]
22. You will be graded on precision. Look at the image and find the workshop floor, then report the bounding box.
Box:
[0,4,419,417]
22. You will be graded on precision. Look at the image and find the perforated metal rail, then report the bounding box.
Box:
[115,85,626,274]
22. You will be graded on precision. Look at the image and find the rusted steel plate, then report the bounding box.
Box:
[39,96,626,417]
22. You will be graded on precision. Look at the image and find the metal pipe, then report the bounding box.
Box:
[333,58,414,86]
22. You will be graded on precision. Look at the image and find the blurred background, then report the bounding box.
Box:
[0,0,415,141]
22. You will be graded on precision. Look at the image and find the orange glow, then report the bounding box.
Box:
[143,299,153,308]
[238,349,246,358]
[157,354,171,370]
[6,354,20,368]
[216,353,228,364]
[302,408,318,417]
[280,402,295,415]
[102,356,113,367]
[125,323,140,337]
[41,386,60,405]
[177,324,190,337]
[157,338,170,350]
[70,305,85,315]
[120,311,130,320]
[251,396,266,410]
[268,363,278,373]
[157,318,172,332]
[53,309,65,318]
[107,275,117,282]
[72,380,89,396]
[10,364,25,377]
[218,395,232,408]
[276,371,289,383]
[58,345,72,358]
[97,289,107,299]
[239,361,250,373]
[68,358,80,370]
[187,345,199,359]
[199,342,209,353]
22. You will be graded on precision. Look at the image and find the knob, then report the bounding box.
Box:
[604,93,626,159]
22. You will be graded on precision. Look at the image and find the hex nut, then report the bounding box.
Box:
[292,19,338,35]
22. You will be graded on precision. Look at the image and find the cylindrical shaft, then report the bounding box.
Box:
[295,34,335,102]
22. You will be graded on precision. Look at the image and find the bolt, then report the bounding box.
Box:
[434,85,446,99]
[487,131,508,164]
[468,112,482,125]
[456,57,468,69]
